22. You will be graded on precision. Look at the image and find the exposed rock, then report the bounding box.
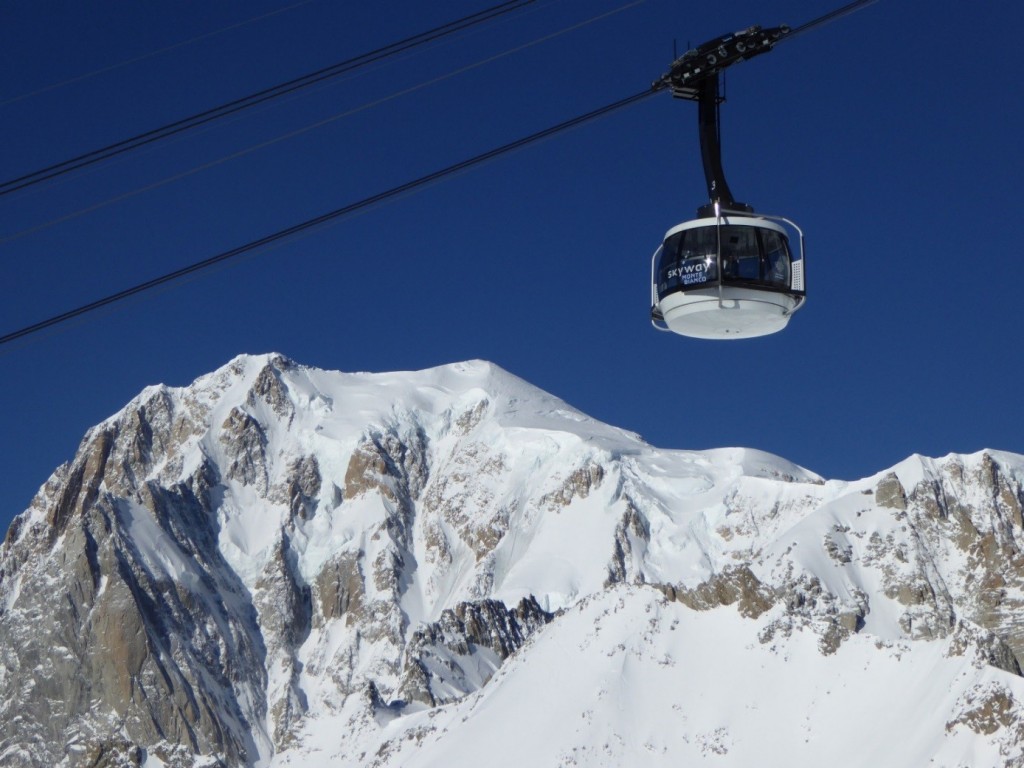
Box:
[345,439,396,502]
[270,455,322,521]
[757,574,870,655]
[823,526,853,565]
[315,551,365,624]
[539,462,605,511]
[0,462,267,766]
[67,738,144,768]
[606,499,649,586]
[875,472,907,510]
[254,535,311,744]
[660,565,775,620]
[344,428,429,513]
[396,597,554,705]
[452,398,490,435]
[946,620,1022,676]
[421,441,510,561]
[47,429,113,539]
[247,359,296,422]
[946,682,1024,759]
[219,407,269,494]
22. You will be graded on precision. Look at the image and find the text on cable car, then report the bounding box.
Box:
[666,261,709,285]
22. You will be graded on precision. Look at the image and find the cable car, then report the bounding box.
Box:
[650,25,809,340]
[650,203,805,339]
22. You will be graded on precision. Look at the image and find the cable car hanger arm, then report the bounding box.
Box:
[649,26,790,211]
[653,25,789,101]
[651,0,879,212]
[652,26,788,209]
[653,0,878,99]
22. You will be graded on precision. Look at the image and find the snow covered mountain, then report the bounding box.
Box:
[3,353,1024,767]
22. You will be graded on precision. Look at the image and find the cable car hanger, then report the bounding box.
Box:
[649,0,878,340]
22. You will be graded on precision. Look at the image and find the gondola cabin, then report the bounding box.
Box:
[650,209,805,340]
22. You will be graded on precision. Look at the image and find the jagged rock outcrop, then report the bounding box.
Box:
[659,565,775,619]
[395,596,554,706]
[0,446,265,767]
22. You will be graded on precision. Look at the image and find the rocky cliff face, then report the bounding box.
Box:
[2,354,1024,767]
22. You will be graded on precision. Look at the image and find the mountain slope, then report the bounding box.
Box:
[1,353,1024,767]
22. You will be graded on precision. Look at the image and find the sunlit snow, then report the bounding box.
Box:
[6,353,1024,767]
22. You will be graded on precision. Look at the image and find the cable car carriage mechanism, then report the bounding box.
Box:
[650,25,807,340]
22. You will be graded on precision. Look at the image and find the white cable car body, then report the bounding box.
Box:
[650,24,820,341]
[650,205,805,339]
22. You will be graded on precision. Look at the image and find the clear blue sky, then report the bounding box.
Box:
[2,0,1022,537]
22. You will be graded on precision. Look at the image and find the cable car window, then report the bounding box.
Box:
[657,227,718,299]
[721,226,760,281]
[762,229,791,287]
[657,223,795,299]
[676,226,718,261]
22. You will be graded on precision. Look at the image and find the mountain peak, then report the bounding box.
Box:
[3,356,1024,766]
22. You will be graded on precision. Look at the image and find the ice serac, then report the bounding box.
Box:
[2,354,1024,766]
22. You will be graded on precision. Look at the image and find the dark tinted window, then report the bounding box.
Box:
[656,226,718,299]
[721,227,760,280]
[762,229,791,288]
[656,224,792,298]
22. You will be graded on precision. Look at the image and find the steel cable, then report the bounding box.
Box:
[1,0,646,245]
[0,87,660,347]
[0,0,539,196]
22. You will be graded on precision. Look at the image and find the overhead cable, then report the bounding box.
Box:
[2,0,646,246]
[0,0,319,107]
[0,0,538,197]
[0,86,661,348]
[786,0,879,41]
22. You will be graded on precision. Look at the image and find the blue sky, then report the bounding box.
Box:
[2,0,1022,536]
